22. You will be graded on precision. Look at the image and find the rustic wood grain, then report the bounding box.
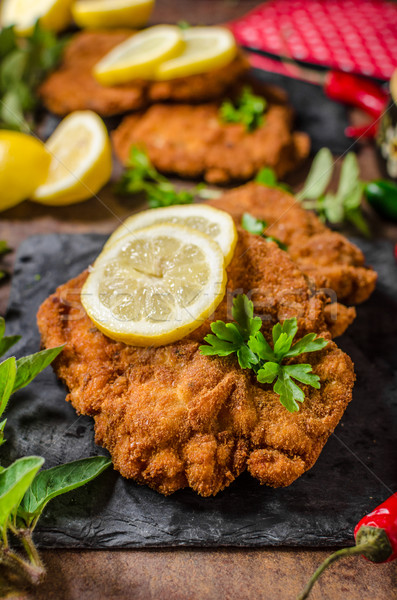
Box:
[1,2,396,599]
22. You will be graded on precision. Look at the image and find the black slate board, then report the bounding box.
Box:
[1,234,396,549]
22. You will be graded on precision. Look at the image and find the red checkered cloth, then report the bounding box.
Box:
[229,0,397,81]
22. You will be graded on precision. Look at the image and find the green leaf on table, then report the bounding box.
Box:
[298,147,333,201]
[13,346,64,393]
[18,456,111,527]
[0,456,44,532]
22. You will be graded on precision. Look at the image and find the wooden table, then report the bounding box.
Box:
[1,2,396,599]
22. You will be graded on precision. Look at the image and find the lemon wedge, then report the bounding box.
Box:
[72,0,154,29]
[32,111,112,206]
[94,25,185,87]
[154,27,237,80]
[0,0,73,35]
[82,224,227,346]
[105,204,237,266]
[0,131,51,212]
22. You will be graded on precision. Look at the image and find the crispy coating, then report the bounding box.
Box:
[112,104,310,183]
[37,230,355,496]
[208,183,377,305]
[39,30,250,117]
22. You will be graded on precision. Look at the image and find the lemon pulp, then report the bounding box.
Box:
[82,224,227,346]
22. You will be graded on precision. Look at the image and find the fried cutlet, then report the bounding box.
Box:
[39,30,250,117]
[38,229,355,497]
[207,183,377,305]
[112,104,310,183]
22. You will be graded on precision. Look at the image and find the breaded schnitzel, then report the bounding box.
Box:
[112,103,310,183]
[38,229,355,497]
[207,183,377,305]
[39,30,250,117]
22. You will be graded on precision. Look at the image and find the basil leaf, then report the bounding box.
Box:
[13,346,64,393]
[18,457,111,526]
[0,336,21,358]
[0,456,44,532]
[298,148,333,200]
[0,357,16,420]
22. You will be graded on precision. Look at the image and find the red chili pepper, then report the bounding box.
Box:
[298,493,397,600]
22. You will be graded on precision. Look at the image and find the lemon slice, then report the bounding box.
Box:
[82,224,227,346]
[0,0,73,35]
[72,0,154,29]
[0,131,51,212]
[32,111,112,206]
[94,25,185,86]
[154,27,237,80]
[105,204,237,266]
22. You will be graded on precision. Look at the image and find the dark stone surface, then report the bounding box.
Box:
[1,233,396,549]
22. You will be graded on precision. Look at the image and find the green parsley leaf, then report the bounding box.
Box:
[220,87,267,132]
[255,167,278,187]
[200,295,328,412]
[118,146,217,208]
[231,294,262,340]
[241,213,287,250]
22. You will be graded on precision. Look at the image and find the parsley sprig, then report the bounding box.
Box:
[0,23,65,132]
[200,295,328,412]
[117,147,220,208]
[241,212,287,250]
[220,87,267,132]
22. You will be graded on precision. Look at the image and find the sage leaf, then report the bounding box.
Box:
[0,456,44,532]
[298,148,333,200]
[13,346,64,393]
[18,456,111,527]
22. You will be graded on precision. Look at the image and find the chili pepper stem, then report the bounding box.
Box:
[297,543,373,600]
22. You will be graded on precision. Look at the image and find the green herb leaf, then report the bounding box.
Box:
[117,146,196,208]
[18,456,111,528]
[231,294,262,339]
[220,87,267,132]
[13,346,64,393]
[274,371,304,412]
[285,333,328,358]
[283,363,321,388]
[0,456,44,533]
[0,22,65,131]
[241,213,267,235]
[0,336,21,358]
[200,296,328,412]
[257,361,279,384]
[298,147,334,201]
[241,213,287,250]
[255,167,278,187]
[0,357,16,420]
